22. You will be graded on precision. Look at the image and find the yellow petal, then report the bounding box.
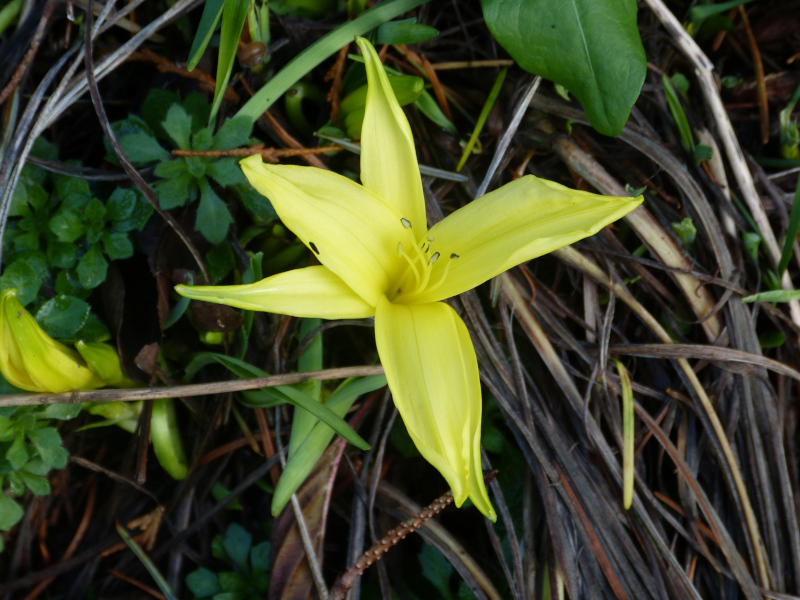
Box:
[0,291,104,392]
[176,265,376,319]
[240,155,414,306]
[398,176,643,304]
[356,37,427,236]
[375,296,495,520]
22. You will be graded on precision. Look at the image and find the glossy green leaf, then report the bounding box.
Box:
[481,0,646,137]
[76,245,108,289]
[196,178,234,244]
[376,18,438,44]
[34,295,91,339]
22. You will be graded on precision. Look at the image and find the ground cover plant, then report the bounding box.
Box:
[1,0,800,599]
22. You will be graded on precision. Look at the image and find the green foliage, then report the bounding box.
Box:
[481,0,646,137]
[0,402,81,545]
[0,139,148,340]
[671,217,697,250]
[113,91,273,244]
[186,523,270,599]
[376,18,438,45]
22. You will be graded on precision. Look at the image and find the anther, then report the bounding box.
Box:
[428,252,440,265]
[401,218,412,229]
[397,242,404,256]
[427,235,434,242]
[450,253,460,259]
[309,242,320,255]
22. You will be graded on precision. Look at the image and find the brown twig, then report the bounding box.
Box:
[738,5,769,145]
[325,44,350,125]
[329,470,498,599]
[128,48,239,102]
[420,53,452,121]
[171,144,342,163]
[0,0,57,108]
[0,365,386,407]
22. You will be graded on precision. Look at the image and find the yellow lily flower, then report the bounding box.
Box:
[0,289,105,392]
[175,37,642,520]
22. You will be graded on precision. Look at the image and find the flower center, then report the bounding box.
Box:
[390,219,458,303]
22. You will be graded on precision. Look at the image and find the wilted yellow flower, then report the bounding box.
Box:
[176,38,642,520]
[0,289,104,392]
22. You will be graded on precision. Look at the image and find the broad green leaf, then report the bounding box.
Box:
[76,245,108,289]
[196,178,234,244]
[187,0,226,71]
[206,243,235,284]
[38,403,83,420]
[47,242,77,269]
[233,182,277,221]
[153,159,187,179]
[18,470,50,496]
[209,0,251,124]
[7,434,29,469]
[481,0,646,137]
[142,88,182,141]
[35,295,91,339]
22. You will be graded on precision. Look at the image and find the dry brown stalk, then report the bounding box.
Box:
[738,6,770,145]
[329,489,457,599]
[171,145,342,162]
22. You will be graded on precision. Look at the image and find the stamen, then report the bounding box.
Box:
[401,218,412,229]
[398,245,421,289]
[428,252,440,265]
[309,242,320,255]
[450,253,460,259]
[397,242,403,256]
[427,235,434,242]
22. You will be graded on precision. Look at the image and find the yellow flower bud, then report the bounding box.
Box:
[0,290,104,392]
[75,341,134,388]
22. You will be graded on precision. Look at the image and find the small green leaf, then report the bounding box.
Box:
[192,127,214,152]
[156,173,194,209]
[48,242,78,269]
[118,132,171,164]
[38,403,83,421]
[35,295,91,339]
[106,188,138,221]
[223,524,252,573]
[218,572,246,593]
[76,245,109,289]
[207,158,244,187]
[0,495,24,531]
[250,541,270,573]
[186,567,222,598]
[27,427,68,469]
[183,93,212,132]
[671,217,696,249]
[0,259,40,305]
[109,190,153,232]
[759,330,786,349]
[7,434,29,469]
[185,157,207,179]
[206,243,235,283]
[142,88,182,140]
[55,269,91,299]
[481,0,646,137]
[234,182,276,221]
[84,197,107,225]
[163,104,193,150]
[212,117,253,150]
[154,159,188,179]
[18,470,50,496]
[49,208,85,243]
[693,143,713,163]
[56,176,91,210]
[196,179,233,244]
[74,312,110,342]
[376,18,438,44]
[102,232,134,260]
